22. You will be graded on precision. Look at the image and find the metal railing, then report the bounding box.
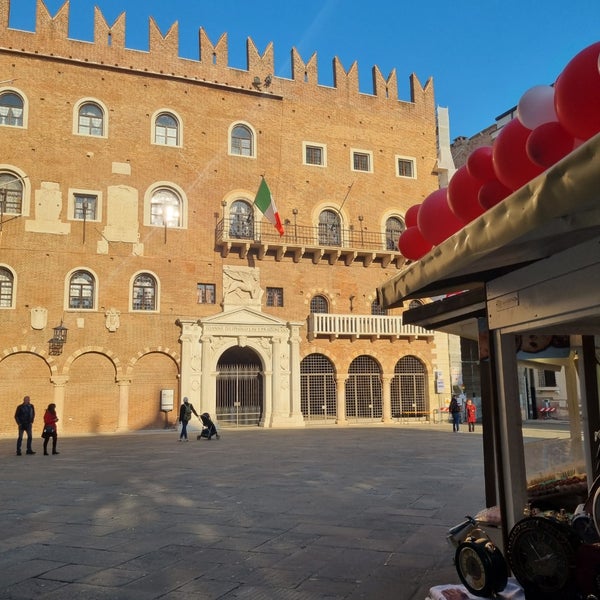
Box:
[307,313,433,340]
[216,219,398,252]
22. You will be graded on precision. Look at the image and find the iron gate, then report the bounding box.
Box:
[216,364,263,426]
[391,356,427,419]
[300,353,337,421]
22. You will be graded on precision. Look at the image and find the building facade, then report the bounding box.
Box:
[0,0,456,436]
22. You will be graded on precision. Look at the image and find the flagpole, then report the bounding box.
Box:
[338,181,354,215]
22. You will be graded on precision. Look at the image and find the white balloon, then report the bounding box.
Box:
[517,85,558,129]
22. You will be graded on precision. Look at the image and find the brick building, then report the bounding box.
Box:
[0,0,458,436]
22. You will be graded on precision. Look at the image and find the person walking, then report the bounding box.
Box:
[15,395,36,455]
[178,397,199,441]
[42,403,60,455]
[449,395,461,432]
[465,398,477,432]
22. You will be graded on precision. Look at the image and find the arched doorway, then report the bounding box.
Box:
[391,355,427,419]
[346,355,382,421]
[216,346,263,426]
[300,353,337,422]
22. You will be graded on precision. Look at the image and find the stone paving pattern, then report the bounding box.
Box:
[1,424,493,599]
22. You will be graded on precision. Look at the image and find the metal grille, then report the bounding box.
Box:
[300,353,337,421]
[216,364,262,426]
[391,356,427,419]
[346,355,382,420]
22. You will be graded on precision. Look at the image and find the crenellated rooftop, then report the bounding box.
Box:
[0,0,434,106]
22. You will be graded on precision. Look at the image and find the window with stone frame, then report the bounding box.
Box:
[78,102,104,136]
[155,112,180,146]
[132,273,157,311]
[73,193,97,220]
[0,91,24,127]
[69,270,95,309]
[0,266,14,307]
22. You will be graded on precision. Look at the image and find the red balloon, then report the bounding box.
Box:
[447,166,485,224]
[466,146,496,182]
[404,204,420,228]
[492,119,544,191]
[554,41,600,140]
[417,188,464,246]
[398,226,433,260]
[526,121,576,168]
[478,179,512,210]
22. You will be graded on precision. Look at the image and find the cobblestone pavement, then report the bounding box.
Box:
[0,422,567,599]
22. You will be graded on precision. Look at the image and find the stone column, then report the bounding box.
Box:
[200,333,215,415]
[287,323,304,424]
[336,375,347,425]
[381,374,392,423]
[177,319,202,408]
[116,378,131,432]
[50,375,68,426]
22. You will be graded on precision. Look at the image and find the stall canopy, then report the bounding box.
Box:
[377,133,600,322]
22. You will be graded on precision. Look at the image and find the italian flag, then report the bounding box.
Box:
[254,177,284,236]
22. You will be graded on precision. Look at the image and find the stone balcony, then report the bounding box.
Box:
[307,313,434,341]
[215,219,406,268]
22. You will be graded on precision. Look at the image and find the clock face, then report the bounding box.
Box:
[457,544,486,591]
[508,516,580,597]
[455,538,507,597]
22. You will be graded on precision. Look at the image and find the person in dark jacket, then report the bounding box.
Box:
[178,397,199,441]
[15,395,36,455]
[449,395,461,433]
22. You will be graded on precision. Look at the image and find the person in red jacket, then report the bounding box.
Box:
[42,403,60,455]
[465,398,477,432]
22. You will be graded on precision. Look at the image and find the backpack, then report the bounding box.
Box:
[184,404,192,421]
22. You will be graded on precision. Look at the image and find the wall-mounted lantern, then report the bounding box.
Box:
[48,321,68,356]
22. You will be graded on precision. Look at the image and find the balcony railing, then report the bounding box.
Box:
[307,313,434,341]
[215,219,405,267]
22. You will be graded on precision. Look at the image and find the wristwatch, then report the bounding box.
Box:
[454,536,507,597]
[507,516,580,600]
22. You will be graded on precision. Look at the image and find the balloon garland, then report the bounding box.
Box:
[398,41,600,262]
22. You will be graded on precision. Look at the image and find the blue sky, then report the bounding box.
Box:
[7,0,600,140]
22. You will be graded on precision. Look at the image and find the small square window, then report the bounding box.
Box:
[73,193,98,220]
[197,283,216,304]
[266,287,284,307]
[305,145,323,166]
[397,157,415,178]
[352,151,371,172]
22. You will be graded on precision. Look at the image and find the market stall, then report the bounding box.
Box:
[377,124,600,600]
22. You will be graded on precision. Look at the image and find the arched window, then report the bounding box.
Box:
[154,112,179,146]
[408,300,423,309]
[0,171,24,214]
[371,300,387,315]
[69,270,95,309]
[385,216,405,250]
[318,209,341,246]
[132,273,157,311]
[230,124,253,156]
[229,200,254,239]
[78,102,104,136]
[0,266,14,307]
[151,188,182,228]
[310,295,329,313]
[0,91,24,127]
